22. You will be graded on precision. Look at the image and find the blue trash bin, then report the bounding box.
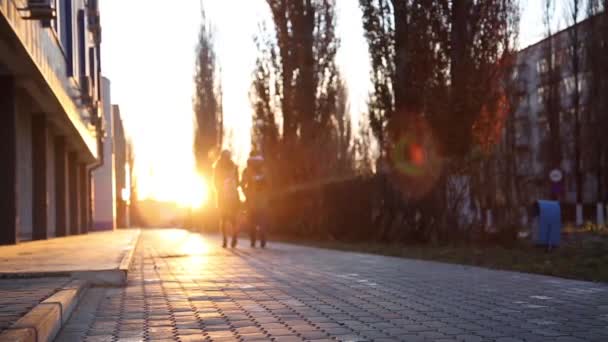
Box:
[531,200,561,247]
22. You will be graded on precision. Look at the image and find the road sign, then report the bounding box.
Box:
[549,169,563,183]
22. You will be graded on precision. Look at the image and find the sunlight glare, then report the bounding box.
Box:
[138,168,210,209]
[179,233,209,256]
[176,173,209,209]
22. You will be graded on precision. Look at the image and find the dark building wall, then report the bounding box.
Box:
[46,129,57,237]
[0,0,103,244]
[0,76,18,245]
[15,93,33,241]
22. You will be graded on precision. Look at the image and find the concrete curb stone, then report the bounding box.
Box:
[68,228,141,286]
[119,228,140,273]
[0,280,89,342]
[0,229,142,286]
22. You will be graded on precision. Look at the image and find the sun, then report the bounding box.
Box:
[174,173,210,209]
[137,167,210,209]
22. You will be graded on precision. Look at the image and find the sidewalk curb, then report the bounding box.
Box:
[70,229,141,286]
[0,229,142,286]
[0,280,89,342]
[119,228,141,273]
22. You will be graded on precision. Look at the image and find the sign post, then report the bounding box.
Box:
[549,169,563,200]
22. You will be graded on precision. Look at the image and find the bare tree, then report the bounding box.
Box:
[602,0,608,205]
[587,0,608,206]
[258,0,343,184]
[358,0,520,239]
[486,3,522,226]
[251,23,281,182]
[333,78,354,175]
[359,0,445,154]
[502,0,523,218]
[445,1,521,157]
[360,0,519,157]
[317,76,355,177]
[541,0,563,187]
[353,123,374,175]
[564,0,584,214]
[193,9,222,175]
[359,0,393,152]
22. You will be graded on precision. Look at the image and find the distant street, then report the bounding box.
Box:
[51,229,608,342]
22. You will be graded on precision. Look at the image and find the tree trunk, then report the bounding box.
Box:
[449,0,471,157]
[569,0,583,205]
[393,1,409,115]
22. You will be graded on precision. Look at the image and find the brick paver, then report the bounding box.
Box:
[0,277,71,333]
[57,229,608,341]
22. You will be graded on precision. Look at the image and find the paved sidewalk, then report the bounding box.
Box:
[0,229,139,276]
[0,277,71,334]
[0,229,140,337]
[57,229,608,341]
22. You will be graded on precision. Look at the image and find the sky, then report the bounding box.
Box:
[99,0,571,205]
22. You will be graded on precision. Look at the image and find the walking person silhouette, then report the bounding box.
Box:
[212,150,240,248]
[241,152,268,248]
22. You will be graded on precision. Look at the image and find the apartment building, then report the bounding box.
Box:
[513,15,604,209]
[0,0,103,244]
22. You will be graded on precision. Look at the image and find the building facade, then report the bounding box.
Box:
[91,77,115,230]
[512,15,604,206]
[0,0,103,244]
[91,97,129,230]
[112,105,129,229]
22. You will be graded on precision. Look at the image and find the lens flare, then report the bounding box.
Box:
[387,115,442,199]
[391,135,428,177]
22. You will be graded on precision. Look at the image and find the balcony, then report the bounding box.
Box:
[87,0,101,44]
[0,0,97,161]
[19,0,55,27]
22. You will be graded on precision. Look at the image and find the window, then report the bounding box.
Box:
[564,76,576,95]
[537,86,547,105]
[578,73,588,93]
[89,46,97,100]
[552,52,562,67]
[537,59,548,74]
[563,75,584,95]
[51,0,58,32]
[537,115,549,140]
[95,47,101,99]
[512,68,518,80]
[58,0,73,76]
[88,47,95,78]
[567,45,585,58]
[77,9,86,78]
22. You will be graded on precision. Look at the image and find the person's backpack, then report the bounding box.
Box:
[249,170,268,208]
